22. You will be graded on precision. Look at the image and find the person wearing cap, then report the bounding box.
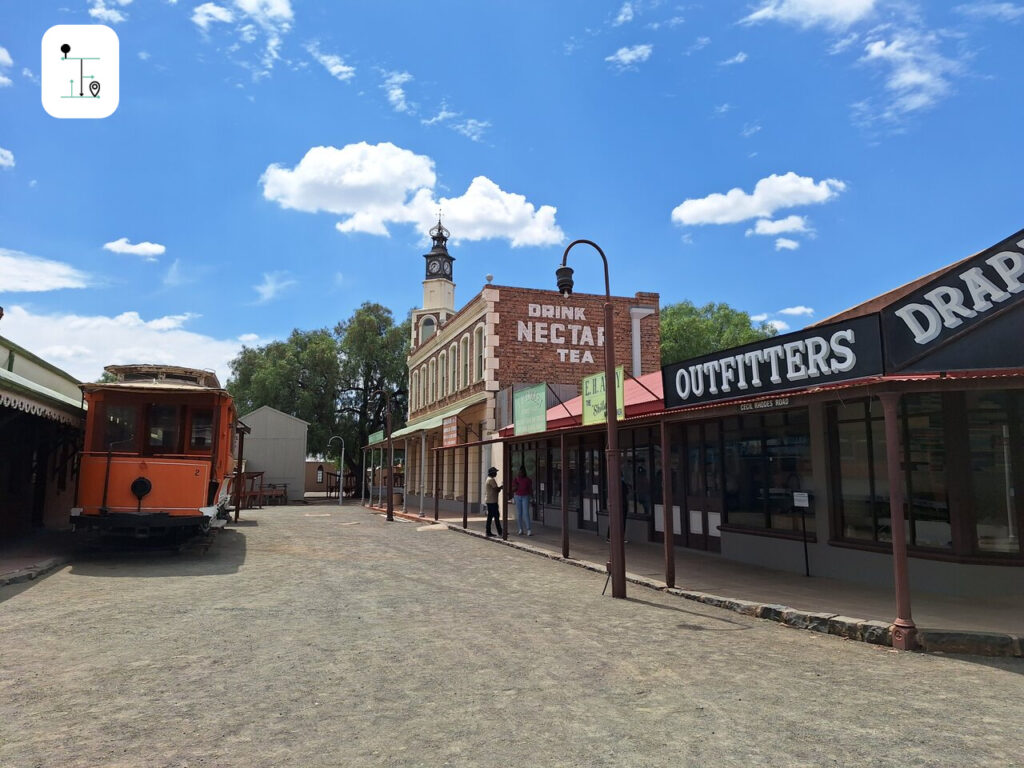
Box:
[484,466,504,538]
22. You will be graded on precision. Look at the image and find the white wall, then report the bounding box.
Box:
[241,406,308,503]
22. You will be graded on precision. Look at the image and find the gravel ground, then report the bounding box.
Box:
[1,503,1021,768]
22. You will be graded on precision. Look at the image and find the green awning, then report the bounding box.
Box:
[367,394,486,445]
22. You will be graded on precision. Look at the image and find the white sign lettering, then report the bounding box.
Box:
[518,304,605,364]
[894,240,1024,346]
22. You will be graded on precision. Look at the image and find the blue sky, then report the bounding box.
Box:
[1,0,1022,383]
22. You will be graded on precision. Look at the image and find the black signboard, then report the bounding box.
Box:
[882,227,1024,371]
[661,314,884,410]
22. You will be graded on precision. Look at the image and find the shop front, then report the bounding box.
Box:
[503,227,1024,603]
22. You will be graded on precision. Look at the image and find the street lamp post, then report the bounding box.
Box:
[376,389,395,521]
[327,435,345,506]
[557,239,626,599]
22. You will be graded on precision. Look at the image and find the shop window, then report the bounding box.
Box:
[722,409,811,531]
[966,391,1022,554]
[903,394,950,549]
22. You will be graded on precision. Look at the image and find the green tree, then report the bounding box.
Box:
[226,303,410,484]
[334,302,410,478]
[660,301,778,365]
[228,328,344,452]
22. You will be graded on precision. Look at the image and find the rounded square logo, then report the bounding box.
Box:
[41,25,120,119]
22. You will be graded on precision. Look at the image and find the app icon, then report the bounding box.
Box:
[41,25,119,119]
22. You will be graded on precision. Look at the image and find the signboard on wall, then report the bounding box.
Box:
[581,366,624,425]
[882,227,1024,370]
[442,416,459,447]
[513,383,548,436]
[661,315,884,409]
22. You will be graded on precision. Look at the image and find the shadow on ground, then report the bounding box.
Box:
[67,528,247,578]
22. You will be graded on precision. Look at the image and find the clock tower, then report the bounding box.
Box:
[413,219,456,348]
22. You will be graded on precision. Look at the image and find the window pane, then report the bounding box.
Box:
[147,404,180,452]
[190,409,213,450]
[967,392,1020,554]
[837,419,875,540]
[103,403,138,451]
[724,416,766,529]
[903,394,950,549]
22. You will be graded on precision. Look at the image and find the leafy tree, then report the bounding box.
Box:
[333,302,410,477]
[228,328,344,452]
[660,301,778,365]
[226,303,410,483]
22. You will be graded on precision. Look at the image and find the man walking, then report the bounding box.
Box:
[485,466,503,538]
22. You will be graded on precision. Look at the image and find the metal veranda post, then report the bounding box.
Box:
[328,436,345,506]
[880,391,917,650]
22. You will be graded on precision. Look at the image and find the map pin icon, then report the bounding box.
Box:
[89,80,101,98]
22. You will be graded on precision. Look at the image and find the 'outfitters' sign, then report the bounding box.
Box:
[883,228,1024,370]
[662,315,884,409]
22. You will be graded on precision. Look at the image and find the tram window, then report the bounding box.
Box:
[102,404,138,451]
[147,404,181,452]
[189,409,214,450]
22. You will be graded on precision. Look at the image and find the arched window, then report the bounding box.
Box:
[419,316,436,344]
[411,370,419,411]
[449,343,458,393]
[428,359,436,402]
[460,335,470,389]
[438,352,447,399]
[316,465,324,484]
[474,325,485,381]
[420,365,428,407]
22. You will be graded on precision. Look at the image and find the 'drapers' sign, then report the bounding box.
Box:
[661,315,883,409]
[883,229,1024,369]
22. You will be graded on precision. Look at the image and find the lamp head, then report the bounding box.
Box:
[555,265,575,299]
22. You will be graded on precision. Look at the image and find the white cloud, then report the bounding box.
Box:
[741,121,762,137]
[714,103,733,114]
[750,313,769,322]
[0,304,255,384]
[613,2,634,25]
[306,41,355,82]
[192,2,234,30]
[671,172,845,226]
[605,44,653,69]
[648,16,685,30]
[421,103,458,126]
[955,3,1024,21]
[854,29,960,125]
[260,141,563,247]
[21,67,39,84]
[103,238,166,261]
[745,215,810,236]
[0,146,13,168]
[0,75,11,87]
[138,51,150,60]
[741,0,876,29]
[382,70,413,112]
[162,259,190,287]
[775,237,800,251]
[778,305,814,316]
[829,32,859,54]
[768,319,791,331]
[0,47,12,68]
[0,248,91,291]
[719,51,748,66]
[88,0,130,24]
[453,119,490,142]
[253,271,296,303]
[686,36,711,54]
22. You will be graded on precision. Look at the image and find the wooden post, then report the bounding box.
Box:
[660,421,675,589]
[561,432,569,558]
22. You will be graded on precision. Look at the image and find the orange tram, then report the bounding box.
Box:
[71,364,236,539]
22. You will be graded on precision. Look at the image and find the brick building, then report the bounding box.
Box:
[364,222,660,515]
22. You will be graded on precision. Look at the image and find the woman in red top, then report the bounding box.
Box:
[512,466,533,536]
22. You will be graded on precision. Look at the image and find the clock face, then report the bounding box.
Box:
[428,259,441,274]
[442,260,451,276]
